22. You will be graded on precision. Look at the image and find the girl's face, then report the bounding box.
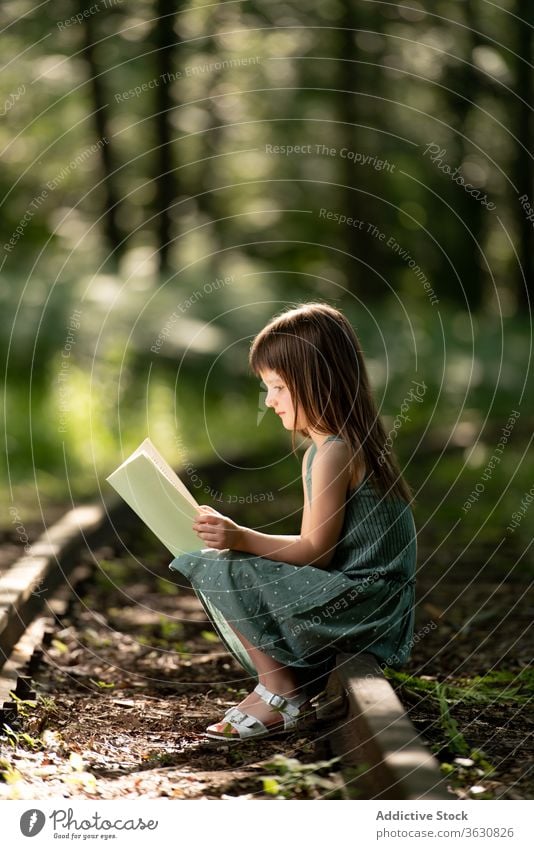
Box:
[260,369,306,430]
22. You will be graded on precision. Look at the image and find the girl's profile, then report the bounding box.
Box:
[169,301,417,741]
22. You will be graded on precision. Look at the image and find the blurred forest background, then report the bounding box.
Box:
[0,0,532,563]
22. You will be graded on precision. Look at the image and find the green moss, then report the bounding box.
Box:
[384,667,533,705]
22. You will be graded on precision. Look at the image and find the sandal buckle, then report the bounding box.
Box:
[266,693,286,709]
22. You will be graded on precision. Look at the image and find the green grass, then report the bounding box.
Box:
[384,669,499,779]
[384,667,534,706]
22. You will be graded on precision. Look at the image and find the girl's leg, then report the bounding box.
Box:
[207,622,311,733]
[227,622,301,696]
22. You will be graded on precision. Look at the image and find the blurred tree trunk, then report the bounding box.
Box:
[79,5,123,266]
[191,33,220,283]
[514,0,534,311]
[444,3,486,311]
[152,0,180,277]
[338,4,380,300]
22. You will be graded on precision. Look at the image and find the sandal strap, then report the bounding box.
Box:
[254,683,309,728]
[221,706,268,739]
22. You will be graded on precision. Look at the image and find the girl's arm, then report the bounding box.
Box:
[193,441,352,568]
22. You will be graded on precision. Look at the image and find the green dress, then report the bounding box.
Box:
[169,436,417,692]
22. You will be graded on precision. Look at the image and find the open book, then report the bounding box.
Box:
[106,438,202,555]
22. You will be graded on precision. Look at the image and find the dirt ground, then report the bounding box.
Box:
[0,510,532,800]
[0,529,343,800]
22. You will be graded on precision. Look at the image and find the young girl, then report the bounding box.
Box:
[169,301,417,741]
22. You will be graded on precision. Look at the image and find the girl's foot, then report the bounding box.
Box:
[206,686,313,737]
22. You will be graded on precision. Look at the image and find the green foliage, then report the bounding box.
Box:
[156,617,183,641]
[81,630,113,649]
[37,695,59,713]
[453,668,534,704]
[0,757,22,784]
[89,679,115,689]
[259,754,342,799]
[1,3,532,595]
[200,630,219,643]
[94,559,130,589]
[51,639,69,654]
[384,667,533,705]
[384,669,497,776]
[155,578,181,596]
[435,683,471,757]
[141,750,179,768]
[1,723,44,751]
[36,696,61,727]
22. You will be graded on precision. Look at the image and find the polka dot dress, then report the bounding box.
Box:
[169,436,417,685]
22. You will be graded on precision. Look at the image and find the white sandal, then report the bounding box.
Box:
[205,683,315,741]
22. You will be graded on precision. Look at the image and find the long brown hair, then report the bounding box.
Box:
[249,301,415,505]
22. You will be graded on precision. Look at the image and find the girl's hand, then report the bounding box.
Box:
[192,505,245,550]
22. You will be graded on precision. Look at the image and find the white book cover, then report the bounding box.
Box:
[106,438,202,555]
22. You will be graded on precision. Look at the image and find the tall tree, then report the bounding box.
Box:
[152,0,180,277]
[337,3,382,300]
[442,2,487,311]
[79,3,124,266]
[514,0,534,311]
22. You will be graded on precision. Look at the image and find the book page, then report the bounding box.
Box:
[136,438,199,509]
[109,438,199,510]
[106,451,201,555]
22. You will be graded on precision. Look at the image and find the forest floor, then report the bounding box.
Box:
[390,534,533,800]
[0,523,343,800]
[0,500,532,800]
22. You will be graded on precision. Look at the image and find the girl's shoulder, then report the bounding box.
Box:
[303,435,353,464]
[317,436,367,491]
[304,436,365,490]
[302,436,338,465]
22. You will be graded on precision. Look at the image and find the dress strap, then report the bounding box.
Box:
[305,437,344,498]
[305,442,317,482]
